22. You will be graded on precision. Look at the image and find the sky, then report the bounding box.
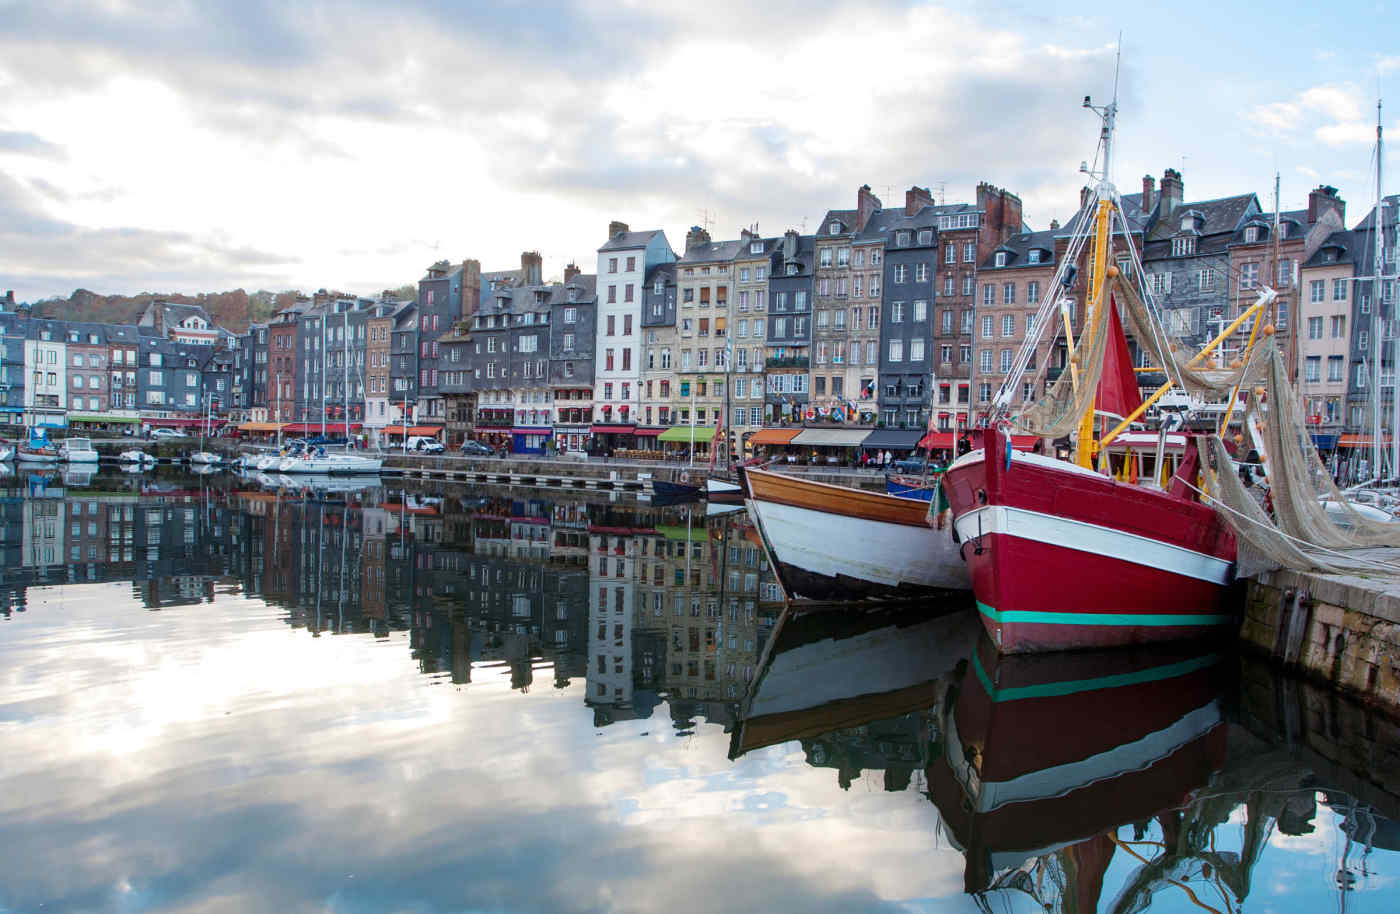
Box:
[1,0,1398,305]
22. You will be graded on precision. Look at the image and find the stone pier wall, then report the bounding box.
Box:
[1242,566,1400,711]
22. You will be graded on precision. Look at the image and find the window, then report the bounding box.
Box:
[963,242,975,262]
[941,344,952,363]
[1000,349,1013,373]
[912,300,927,322]
[1002,315,1015,337]
[1171,237,1195,256]
[1331,315,1346,338]
[1308,316,1323,339]
[979,349,993,372]
[1335,278,1349,301]
[981,315,993,339]
[888,339,903,362]
[1244,226,1259,243]
[626,256,636,271]
[837,247,850,266]
[890,302,903,324]
[1328,355,1345,382]
[1027,280,1040,304]
[943,275,954,297]
[1196,269,1214,292]
[608,257,618,273]
[1310,279,1325,303]
[910,338,925,361]
[1003,283,1015,305]
[982,284,994,306]
[1028,249,1042,264]
[607,285,617,303]
[894,264,907,284]
[962,275,974,296]
[995,251,1007,267]
[1151,271,1173,295]
[915,263,929,282]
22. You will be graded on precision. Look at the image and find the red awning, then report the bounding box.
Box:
[590,424,635,434]
[382,425,443,437]
[634,427,665,438]
[145,416,226,428]
[918,431,1040,451]
[511,427,553,435]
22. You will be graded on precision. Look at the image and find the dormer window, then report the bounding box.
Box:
[653,278,664,295]
[995,252,1008,267]
[1028,249,1042,264]
[1171,237,1196,256]
[786,264,799,276]
[1244,226,1260,243]
[829,221,841,234]
[750,241,763,254]
[918,229,933,245]
[896,230,911,246]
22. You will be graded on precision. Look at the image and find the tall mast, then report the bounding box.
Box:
[1371,100,1386,480]
[1074,75,1119,469]
[344,310,351,449]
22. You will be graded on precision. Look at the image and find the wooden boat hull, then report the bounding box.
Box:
[17,448,59,465]
[744,467,969,600]
[942,434,1236,653]
[652,478,701,499]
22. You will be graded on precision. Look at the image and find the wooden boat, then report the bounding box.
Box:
[17,429,59,465]
[729,605,979,760]
[651,478,701,499]
[743,466,968,600]
[117,449,156,466]
[927,636,1229,897]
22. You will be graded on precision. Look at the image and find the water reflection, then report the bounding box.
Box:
[0,470,1395,913]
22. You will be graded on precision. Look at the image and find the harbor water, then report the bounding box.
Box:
[0,468,1396,913]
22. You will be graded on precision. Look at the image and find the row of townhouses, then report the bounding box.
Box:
[3,175,1396,453]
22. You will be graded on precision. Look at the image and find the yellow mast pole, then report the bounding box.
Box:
[1074,196,1114,468]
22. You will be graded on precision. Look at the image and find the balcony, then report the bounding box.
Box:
[765,356,809,370]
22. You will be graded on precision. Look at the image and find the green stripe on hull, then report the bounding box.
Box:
[976,601,1234,628]
[972,650,1223,703]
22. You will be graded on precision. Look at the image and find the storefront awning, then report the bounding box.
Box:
[69,414,139,424]
[145,416,224,428]
[590,424,636,435]
[859,428,923,450]
[657,524,709,542]
[917,430,1040,451]
[511,427,553,435]
[382,425,442,437]
[748,428,802,446]
[791,428,869,447]
[634,427,665,438]
[283,422,361,434]
[238,421,285,432]
[658,425,717,444]
[1338,434,1391,448]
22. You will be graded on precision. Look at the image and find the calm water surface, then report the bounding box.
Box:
[0,469,1396,913]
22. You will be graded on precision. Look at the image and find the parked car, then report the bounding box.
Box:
[889,457,939,475]
[304,435,348,447]
[150,428,187,440]
[406,435,444,454]
[459,440,494,457]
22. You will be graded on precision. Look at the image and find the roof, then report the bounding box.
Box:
[598,229,665,252]
[816,209,857,237]
[1146,193,1259,242]
[643,262,676,285]
[981,229,1058,269]
[1059,191,1154,239]
[677,239,743,265]
[853,205,939,243]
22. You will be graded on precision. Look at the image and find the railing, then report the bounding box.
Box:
[765,356,809,369]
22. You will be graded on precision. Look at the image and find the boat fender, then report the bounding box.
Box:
[1004,434,1013,473]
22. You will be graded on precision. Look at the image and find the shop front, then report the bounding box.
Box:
[511,426,553,455]
[657,425,717,461]
[789,427,869,466]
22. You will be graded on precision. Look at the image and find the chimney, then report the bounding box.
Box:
[461,259,481,319]
[1141,175,1155,212]
[1050,219,1060,231]
[608,220,629,240]
[904,185,934,217]
[564,262,581,283]
[978,182,1023,243]
[1159,168,1184,218]
[685,225,711,252]
[857,184,882,231]
[0,290,12,311]
[1308,185,1345,226]
[1079,185,1094,212]
[783,229,799,263]
[520,251,543,286]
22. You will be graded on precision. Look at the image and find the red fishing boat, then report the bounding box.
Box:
[942,92,1247,653]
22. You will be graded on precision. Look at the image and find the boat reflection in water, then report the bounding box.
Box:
[929,636,1231,910]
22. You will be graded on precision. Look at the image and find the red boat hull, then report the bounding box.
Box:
[942,432,1237,653]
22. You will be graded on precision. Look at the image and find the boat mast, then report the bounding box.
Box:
[1075,79,1118,469]
[1372,100,1385,480]
[344,311,351,450]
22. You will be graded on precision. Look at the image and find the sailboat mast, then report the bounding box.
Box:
[344,311,351,449]
[1074,87,1117,469]
[1372,100,1385,479]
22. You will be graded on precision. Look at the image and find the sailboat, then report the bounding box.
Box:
[189,394,222,465]
[16,427,60,465]
[942,90,1244,653]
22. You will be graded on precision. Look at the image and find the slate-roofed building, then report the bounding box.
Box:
[1300,228,1358,445]
[1343,193,1400,444]
[640,261,677,430]
[137,300,223,347]
[974,228,1058,418]
[417,258,486,428]
[765,230,814,423]
[872,199,939,430]
[0,310,27,427]
[729,232,778,447]
[23,317,67,428]
[551,268,597,453]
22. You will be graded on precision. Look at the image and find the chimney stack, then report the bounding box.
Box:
[520,251,543,286]
[857,184,882,231]
[904,185,934,217]
[1141,175,1155,213]
[977,182,1023,243]
[461,259,481,319]
[1050,219,1060,231]
[608,220,629,239]
[1,290,13,311]
[1159,168,1184,218]
[783,229,799,263]
[1308,185,1345,226]
[685,225,711,252]
[564,262,581,283]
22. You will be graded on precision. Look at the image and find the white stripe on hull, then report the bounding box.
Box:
[953,505,1233,585]
[750,497,968,591]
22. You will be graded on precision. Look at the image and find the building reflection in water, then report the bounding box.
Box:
[2,468,1397,914]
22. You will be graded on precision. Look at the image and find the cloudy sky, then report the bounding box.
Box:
[1,0,1397,304]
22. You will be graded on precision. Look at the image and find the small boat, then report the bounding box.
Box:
[743,466,969,600]
[190,462,220,475]
[117,449,157,466]
[323,453,383,475]
[0,443,13,462]
[58,436,100,464]
[652,477,702,499]
[17,429,60,465]
[188,451,222,465]
[705,476,743,502]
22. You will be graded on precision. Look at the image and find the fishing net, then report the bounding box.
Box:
[1202,337,1400,574]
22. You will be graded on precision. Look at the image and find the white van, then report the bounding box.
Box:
[405,435,443,454]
